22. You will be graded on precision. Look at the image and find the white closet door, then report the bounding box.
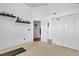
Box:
[62,14,78,50]
[73,14,79,50]
[51,18,62,46]
[41,20,48,43]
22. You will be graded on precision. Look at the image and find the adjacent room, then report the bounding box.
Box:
[0,3,79,56]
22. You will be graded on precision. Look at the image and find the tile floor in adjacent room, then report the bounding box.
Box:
[0,41,79,56]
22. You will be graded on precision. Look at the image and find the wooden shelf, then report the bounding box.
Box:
[0,13,16,18]
[0,12,30,24]
[16,20,30,24]
[16,17,31,24]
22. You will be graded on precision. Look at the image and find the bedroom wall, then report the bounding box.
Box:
[0,3,32,20]
[0,3,33,49]
[1,3,79,51]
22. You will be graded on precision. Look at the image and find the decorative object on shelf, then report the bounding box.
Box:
[2,12,5,14]
[0,12,16,18]
[53,13,56,14]
[6,13,9,15]
[10,14,14,16]
[16,17,31,24]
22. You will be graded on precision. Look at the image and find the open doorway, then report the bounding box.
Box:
[33,21,41,41]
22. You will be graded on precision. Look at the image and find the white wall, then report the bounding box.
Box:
[0,3,32,20]
[0,3,33,49]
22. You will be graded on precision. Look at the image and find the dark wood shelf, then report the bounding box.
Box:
[16,20,31,24]
[0,13,16,18]
[16,17,31,24]
[0,12,31,24]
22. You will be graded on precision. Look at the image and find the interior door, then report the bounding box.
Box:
[51,18,63,46]
[41,20,48,42]
[62,14,77,50]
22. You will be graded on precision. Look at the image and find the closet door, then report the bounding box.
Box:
[73,14,79,50]
[41,20,48,42]
[62,14,78,50]
[51,18,63,46]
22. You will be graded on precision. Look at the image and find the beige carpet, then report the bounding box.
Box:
[0,41,79,56]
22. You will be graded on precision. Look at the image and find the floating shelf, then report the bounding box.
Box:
[16,20,31,24]
[16,17,31,24]
[0,12,16,18]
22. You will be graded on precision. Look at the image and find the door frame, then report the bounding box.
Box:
[33,20,41,41]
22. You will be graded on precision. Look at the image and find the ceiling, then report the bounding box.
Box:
[25,3,49,7]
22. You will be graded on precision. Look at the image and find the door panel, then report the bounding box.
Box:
[73,14,79,50]
[51,18,62,46]
[41,20,48,42]
[62,14,78,50]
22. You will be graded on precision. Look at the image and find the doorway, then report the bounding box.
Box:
[33,21,41,41]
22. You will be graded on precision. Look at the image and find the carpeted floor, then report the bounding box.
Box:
[0,41,79,56]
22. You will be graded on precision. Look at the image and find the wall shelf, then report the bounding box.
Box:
[15,17,31,24]
[0,12,16,18]
[16,20,31,24]
[0,12,30,24]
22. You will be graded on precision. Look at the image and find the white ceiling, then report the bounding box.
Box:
[25,3,48,7]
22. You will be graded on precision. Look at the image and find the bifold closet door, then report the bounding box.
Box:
[62,14,79,50]
[41,20,48,42]
[50,18,63,46]
[75,14,79,50]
